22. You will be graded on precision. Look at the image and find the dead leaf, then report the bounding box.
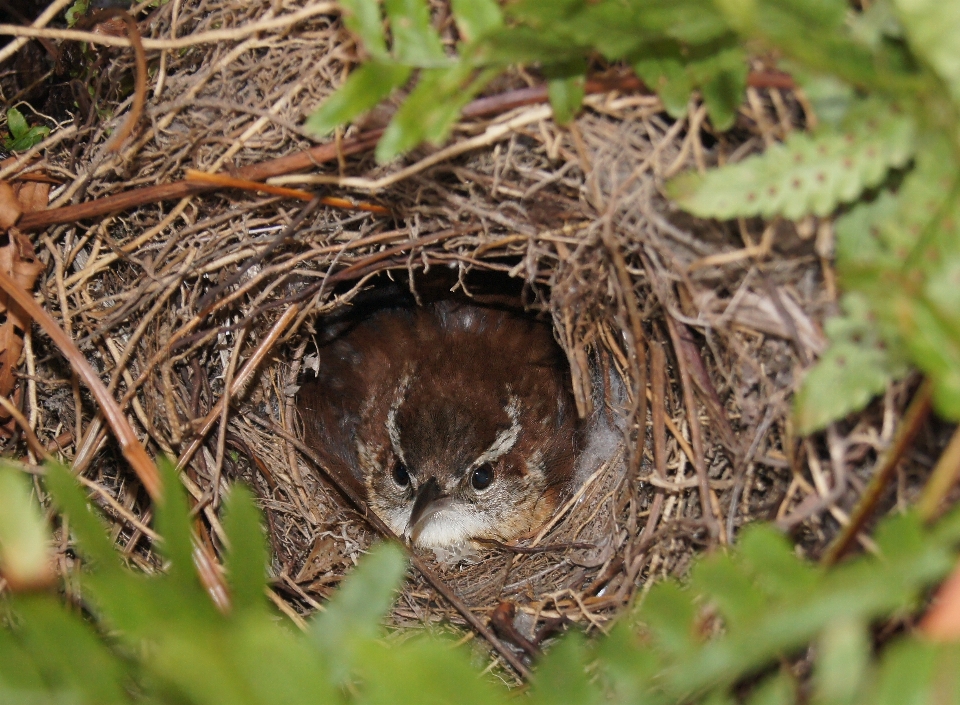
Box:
[12,181,50,214]
[295,535,345,583]
[92,15,128,38]
[0,182,22,230]
[0,229,46,436]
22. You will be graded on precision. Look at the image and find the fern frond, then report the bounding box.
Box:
[666,100,915,220]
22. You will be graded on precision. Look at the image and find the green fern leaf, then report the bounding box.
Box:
[338,0,389,59]
[666,100,915,220]
[794,294,908,434]
[893,0,960,105]
[305,63,412,137]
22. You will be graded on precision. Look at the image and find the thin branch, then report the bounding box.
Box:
[0,264,161,498]
[0,3,338,50]
[821,379,933,566]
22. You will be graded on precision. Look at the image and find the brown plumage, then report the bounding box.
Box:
[297,300,580,548]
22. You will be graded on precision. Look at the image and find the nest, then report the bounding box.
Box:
[1,0,949,675]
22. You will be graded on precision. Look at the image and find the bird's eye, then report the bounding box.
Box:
[392,460,410,487]
[471,464,494,490]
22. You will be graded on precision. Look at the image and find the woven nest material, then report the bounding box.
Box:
[1,0,950,673]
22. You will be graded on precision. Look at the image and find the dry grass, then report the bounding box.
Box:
[1,0,949,677]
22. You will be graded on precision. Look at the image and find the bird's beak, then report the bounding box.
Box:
[404,476,450,545]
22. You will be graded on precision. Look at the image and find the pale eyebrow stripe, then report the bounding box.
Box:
[471,395,521,468]
[387,371,412,464]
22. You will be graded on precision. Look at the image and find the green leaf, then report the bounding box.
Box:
[813,618,868,705]
[0,465,51,589]
[339,0,388,58]
[836,132,960,280]
[693,46,748,131]
[690,552,766,631]
[634,56,693,117]
[11,594,132,705]
[714,0,756,33]
[787,67,856,127]
[153,458,200,592]
[305,62,412,136]
[794,294,908,434]
[479,26,591,65]
[375,64,495,162]
[4,108,49,152]
[868,640,938,705]
[893,0,960,105]
[64,0,89,27]
[6,108,28,139]
[529,632,603,705]
[228,613,342,705]
[506,0,582,28]
[0,624,47,694]
[222,484,268,614]
[897,293,960,420]
[359,637,507,705]
[451,0,502,42]
[44,462,120,572]
[735,525,818,601]
[564,2,644,58]
[548,75,586,125]
[384,0,446,65]
[636,581,698,656]
[595,622,663,703]
[848,0,904,50]
[747,672,795,705]
[667,99,915,220]
[309,541,407,683]
[721,0,883,93]
[7,126,49,152]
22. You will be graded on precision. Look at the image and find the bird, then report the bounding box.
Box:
[296,296,581,549]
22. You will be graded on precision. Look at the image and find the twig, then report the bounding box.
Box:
[175,304,302,473]
[644,386,696,464]
[821,379,933,566]
[0,0,73,65]
[194,197,322,314]
[650,340,668,482]
[759,271,810,367]
[16,75,652,231]
[916,423,960,522]
[78,10,147,153]
[665,314,722,542]
[675,321,741,463]
[475,539,594,554]
[599,201,648,491]
[0,393,47,461]
[183,170,390,213]
[0,3,338,50]
[0,266,161,498]
[16,132,383,230]
[490,601,541,659]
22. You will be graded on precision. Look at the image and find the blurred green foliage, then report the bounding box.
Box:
[305,0,747,161]
[2,459,960,703]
